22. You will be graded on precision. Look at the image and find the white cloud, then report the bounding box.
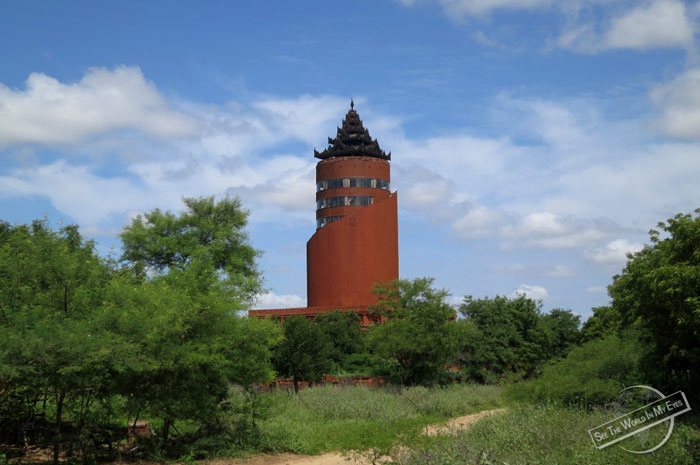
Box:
[253,291,306,309]
[253,95,349,146]
[0,66,197,147]
[585,286,607,293]
[227,163,315,212]
[439,0,554,18]
[0,160,148,224]
[546,265,576,277]
[448,295,465,307]
[558,0,695,52]
[651,67,700,139]
[0,70,358,228]
[585,238,644,265]
[502,212,612,249]
[452,205,501,239]
[603,0,694,50]
[396,0,696,53]
[511,284,549,300]
[493,263,526,272]
[397,166,454,209]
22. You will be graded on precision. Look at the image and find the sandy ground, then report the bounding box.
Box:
[199,407,508,465]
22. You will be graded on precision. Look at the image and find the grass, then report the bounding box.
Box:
[247,384,700,464]
[390,403,700,465]
[253,384,504,454]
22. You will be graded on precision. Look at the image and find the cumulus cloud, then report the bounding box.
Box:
[558,0,696,52]
[253,291,306,309]
[452,204,501,239]
[396,165,454,209]
[439,0,554,18]
[395,0,557,19]
[0,160,149,224]
[253,95,349,146]
[603,0,694,50]
[0,66,197,147]
[511,284,549,300]
[502,212,612,249]
[226,163,315,212]
[651,67,700,139]
[0,69,359,228]
[585,239,644,265]
[396,0,696,54]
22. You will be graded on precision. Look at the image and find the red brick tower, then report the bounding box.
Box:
[250,102,398,327]
[308,101,398,307]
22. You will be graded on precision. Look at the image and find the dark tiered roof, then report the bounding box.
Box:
[314,101,391,160]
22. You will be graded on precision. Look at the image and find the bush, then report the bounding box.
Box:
[506,331,643,407]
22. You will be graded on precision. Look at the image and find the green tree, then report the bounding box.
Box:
[608,209,700,394]
[120,195,262,301]
[366,278,459,386]
[314,311,364,371]
[539,308,581,358]
[0,220,129,464]
[459,295,547,382]
[102,272,280,443]
[273,316,332,393]
[116,197,276,442]
[580,306,622,342]
[507,331,643,406]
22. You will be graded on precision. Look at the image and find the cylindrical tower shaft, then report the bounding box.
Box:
[307,104,398,307]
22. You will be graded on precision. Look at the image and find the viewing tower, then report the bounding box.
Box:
[308,101,398,307]
[249,101,398,327]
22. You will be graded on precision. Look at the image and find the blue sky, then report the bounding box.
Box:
[2,0,700,318]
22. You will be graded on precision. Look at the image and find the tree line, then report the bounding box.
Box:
[1,197,698,462]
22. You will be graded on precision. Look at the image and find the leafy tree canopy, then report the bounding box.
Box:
[273,316,332,393]
[314,310,364,370]
[459,294,547,381]
[608,209,700,393]
[539,308,581,358]
[580,306,622,343]
[0,203,279,458]
[120,196,262,301]
[367,278,459,386]
[0,220,130,464]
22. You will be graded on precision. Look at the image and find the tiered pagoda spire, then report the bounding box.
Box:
[314,101,391,160]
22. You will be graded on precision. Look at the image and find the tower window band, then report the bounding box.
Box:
[317,196,374,210]
[316,177,390,192]
[316,215,344,229]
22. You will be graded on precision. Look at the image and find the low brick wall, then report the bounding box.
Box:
[259,375,384,391]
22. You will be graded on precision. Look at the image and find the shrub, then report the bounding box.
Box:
[506,331,643,407]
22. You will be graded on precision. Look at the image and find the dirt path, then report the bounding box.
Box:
[200,408,508,465]
[203,452,351,465]
[423,407,508,436]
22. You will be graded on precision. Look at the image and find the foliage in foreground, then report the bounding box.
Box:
[367,278,460,385]
[506,331,643,407]
[0,197,278,463]
[457,295,581,383]
[225,384,503,455]
[608,209,700,398]
[273,316,332,393]
[389,404,700,465]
